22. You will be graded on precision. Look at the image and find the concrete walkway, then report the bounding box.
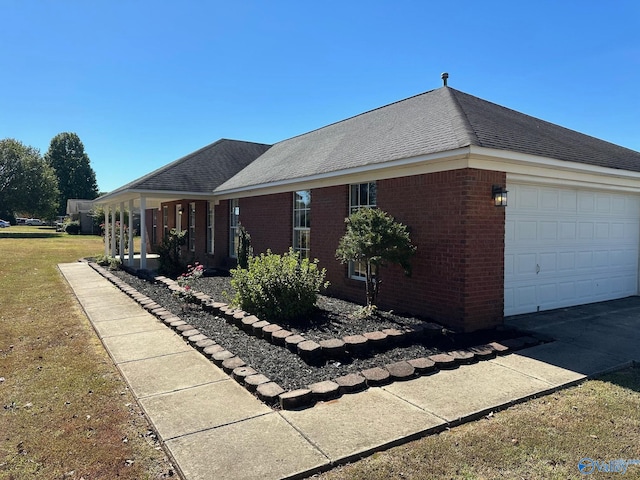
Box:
[59,262,639,480]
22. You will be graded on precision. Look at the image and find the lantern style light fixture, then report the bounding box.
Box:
[492,185,508,207]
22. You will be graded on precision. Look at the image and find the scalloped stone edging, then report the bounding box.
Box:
[88,262,550,411]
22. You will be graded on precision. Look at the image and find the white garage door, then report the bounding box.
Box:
[504,183,640,316]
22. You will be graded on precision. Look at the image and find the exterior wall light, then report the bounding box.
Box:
[492,185,508,207]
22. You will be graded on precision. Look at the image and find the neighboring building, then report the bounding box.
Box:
[96,85,640,332]
[66,199,97,234]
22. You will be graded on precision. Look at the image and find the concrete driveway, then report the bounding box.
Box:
[506,296,640,375]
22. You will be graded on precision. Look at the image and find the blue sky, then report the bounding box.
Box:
[2,1,639,193]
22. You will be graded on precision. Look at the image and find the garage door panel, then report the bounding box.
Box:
[559,222,576,239]
[515,286,537,308]
[558,251,575,270]
[558,282,576,301]
[538,252,557,272]
[578,192,595,212]
[578,222,594,239]
[505,183,639,316]
[540,221,558,240]
[576,251,593,269]
[595,223,609,239]
[516,253,537,276]
[538,283,558,304]
[560,191,578,211]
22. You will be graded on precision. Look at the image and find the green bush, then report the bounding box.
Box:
[93,254,121,271]
[156,228,188,277]
[230,248,329,322]
[65,221,81,235]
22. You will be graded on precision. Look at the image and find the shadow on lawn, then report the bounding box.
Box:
[0,231,62,239]
[600,366,640,393]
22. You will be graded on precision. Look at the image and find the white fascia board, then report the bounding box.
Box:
[468,146,640,192]
[93,189,217,207]
[214,148,472,200]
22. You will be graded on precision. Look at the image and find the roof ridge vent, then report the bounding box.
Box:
[441,72,449,87]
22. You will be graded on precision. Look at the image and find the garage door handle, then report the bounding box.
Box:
[536,264,540,274]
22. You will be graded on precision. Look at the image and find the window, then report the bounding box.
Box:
[175,204,182,232]
[163,206,169,237]
[152,209,158,245]
[206,201,214,255]
[229,199,239,258]
[188,202,196,252]
[349,181,377,280]
[350,181,377,213]
[293,190,311,258]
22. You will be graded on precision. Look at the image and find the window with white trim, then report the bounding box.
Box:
[188,202,196,252]
[229,199,239,258]
[175,204,182,232]
[293,190,311,258]
[152,209,158,245]
[163,206,169,237]
[349,181,377,280]
[206,201,214,255]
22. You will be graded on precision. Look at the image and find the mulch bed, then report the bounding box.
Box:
[104,266,532,392]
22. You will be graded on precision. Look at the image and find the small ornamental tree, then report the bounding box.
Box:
[236,224,253,270]
[157,228,188,276]
[336,208,416,311]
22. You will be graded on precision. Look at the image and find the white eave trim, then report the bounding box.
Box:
[214,145,640,199]
[213,147,472,199]
[93,189,217,206]
[468,146,640,192]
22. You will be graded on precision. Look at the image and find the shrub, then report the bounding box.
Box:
[230,248,329,322]
[93,254,121,271]
[156,228,188,277]
[65,221,81,235]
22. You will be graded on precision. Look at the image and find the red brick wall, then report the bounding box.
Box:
[219,168,506,332]
[238,193,292,255]
[375,169,506,331]
[310,169,505,332]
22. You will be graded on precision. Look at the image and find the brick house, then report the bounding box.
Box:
[96,85,640,332]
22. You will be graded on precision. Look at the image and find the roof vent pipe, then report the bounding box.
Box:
[441,72,449,87]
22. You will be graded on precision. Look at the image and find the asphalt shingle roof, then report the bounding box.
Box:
[215,87,640,192]
[105,139,271,195]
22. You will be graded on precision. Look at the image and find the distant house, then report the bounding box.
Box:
[66,199,97,234]
[96,85,640,332]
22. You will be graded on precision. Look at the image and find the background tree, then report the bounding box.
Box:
[336,208,416,312]
[45,132,99,215]
[0,138,59,220]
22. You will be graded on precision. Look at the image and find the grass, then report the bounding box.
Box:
[2,227,640,480]
[0,226,173,479]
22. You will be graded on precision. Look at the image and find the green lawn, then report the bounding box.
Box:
[2,228,639,480]
[0,227,173,479]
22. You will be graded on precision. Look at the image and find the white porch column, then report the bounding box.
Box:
[139,196,147,270]
[110,205,117,257]
[104,205,110,255]
[127,199,134,267]
[119,202,125,262]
